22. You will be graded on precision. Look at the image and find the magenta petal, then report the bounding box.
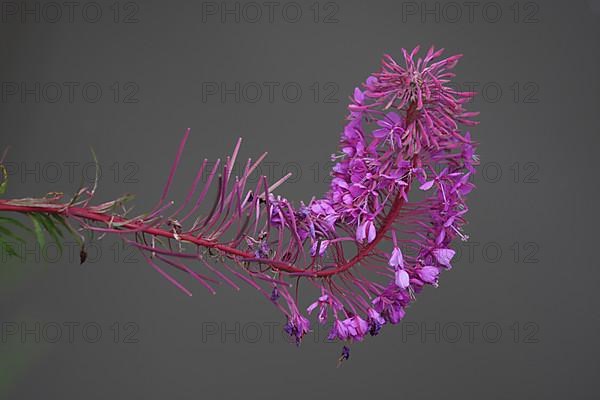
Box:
[372,128,389,138]
[307,301,319,314]
[353,87,364,103]
[395,269,410,288]
[418,266,440,283]
[367,222,376,243]
[433,248,456,268]
[388,247,404,268]
[310,239,330,256]
[387,111,401,124]
[419,180,435,190]
[356,221,367,242]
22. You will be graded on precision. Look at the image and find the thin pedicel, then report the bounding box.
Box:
[0,46,479,362]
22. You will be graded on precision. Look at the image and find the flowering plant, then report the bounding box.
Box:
[0,46,478,363]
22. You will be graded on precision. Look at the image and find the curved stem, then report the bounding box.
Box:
[316,189,407,277]
[0,103,418,280]
[0,185,408,278]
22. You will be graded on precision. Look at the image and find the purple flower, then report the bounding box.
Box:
[365,46,476,150]
[255,241,270,259]
[395,269,410,289]
[418,266,440,285]
[341,345,350,360]
[328,316,369,342]
[367,308,386,336]
[388,247,404,268]
[270,286,280,302]
[310,239,330,256]
[349,87,367,118]
[373,287,409,324]
[311,200,335,216]
[307,294,336,324]
[433,248,455,268]
[357,218,376,243]
[328,319,350,341]
[349,158,368,183]
[284,313,311,345]
[345,316,369,341]
[373,112,404,140]
[338,345,350,366]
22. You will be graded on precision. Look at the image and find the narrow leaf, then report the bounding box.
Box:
[0,236,21,260]
[0,224,26,244]
[38,214,63,255]
[28,214,45,251]
[0,216,33,234]
[0,164,7,195]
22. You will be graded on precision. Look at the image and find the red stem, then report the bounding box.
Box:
[319,190,407,277]
[0,188,406,278]
[0,104,417,279]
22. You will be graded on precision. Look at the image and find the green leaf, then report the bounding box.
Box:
[49,214,82,245]
[0,164,7,195]
[28,214,46,251]
[37,214,63,255]
[0,216,35,261]
[0,216,33,234]
[27,213,68,260]
[0,235,22,260]
[0,224,26,244]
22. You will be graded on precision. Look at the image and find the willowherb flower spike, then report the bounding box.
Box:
[0,46,479,357]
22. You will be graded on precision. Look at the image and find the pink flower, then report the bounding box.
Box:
[367,308,386,336]
[433,248,456,268]
[395,269,410,289]
[357,219,376,243]
[284,313,311,345]
[418,266,440,285]
[372,111,404,140]
[310,239,330,256]
[307,294,331,324]
[388,247,404,268]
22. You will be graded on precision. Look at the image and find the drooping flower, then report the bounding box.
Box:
[327,316,369,342]
[367,308,386,336]
[418,266,440,285]
[343,316,369,341]
[339,345,350,363]
[307,294,340,324]
[388,232,410,289]
[395,269,410,289]
[328,319,350,341]
[255,241,270,259]
[270,286,280,302]
[357,218,376,243]
[373,286,410,324]
[284,313,311,345]
[388,246,404,269]
[433,248,456,268]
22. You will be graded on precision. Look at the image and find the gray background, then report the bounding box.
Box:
[0,0,598,398]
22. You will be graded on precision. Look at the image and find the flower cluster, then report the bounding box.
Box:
[270,46,479,350]
[0,46,478,360]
